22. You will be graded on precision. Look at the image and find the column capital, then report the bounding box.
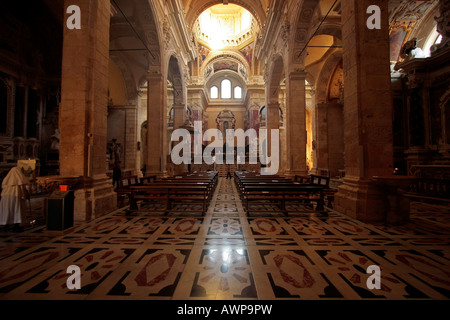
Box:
[172,103,186,109]
[288,69,307,81]
[146,72,164,83]
[267,101,280,109]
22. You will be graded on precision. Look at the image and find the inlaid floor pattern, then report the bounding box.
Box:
[0,178,449,300]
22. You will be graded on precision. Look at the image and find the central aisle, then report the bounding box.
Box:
[0,178,449,300]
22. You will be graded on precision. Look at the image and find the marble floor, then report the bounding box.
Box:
[0,178,449,300]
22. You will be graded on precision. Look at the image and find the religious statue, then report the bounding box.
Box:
[204,65,213,79]
[239,66,248,82]
[107,139,122,163]
[49,129,60,150]
[400,38,425,60]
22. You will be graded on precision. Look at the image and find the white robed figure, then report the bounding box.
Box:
[0,167,30,230]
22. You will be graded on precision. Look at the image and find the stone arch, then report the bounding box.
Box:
[206,70,247,100]
[315,50,343,104]
[201,51,251,83]
[167,55,185,105]
[110,0,163,72]
[112,0,164,175]
[316,22,342,41]
[133,0,163,75]
[268,54,285,102]
[259,105,267,121]
[110,0,163,94]
[290,0,321,65]
[185,0,266,31]
[109,55,138,104]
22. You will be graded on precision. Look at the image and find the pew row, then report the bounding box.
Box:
[127,172,218,215]
[116,175,157,207]
[234,172,328,216]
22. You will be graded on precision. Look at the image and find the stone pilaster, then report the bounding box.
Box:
[172,103,186,130]
[265,101,280,171]
[314,102,344,177]
[171,103,189,175]
[334,0,394,222]
[314,103,329,174]
[59,0,116,221]
[124,106,139,175]
[285,71,308,176]
[146,73,167,176]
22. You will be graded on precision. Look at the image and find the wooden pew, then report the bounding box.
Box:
[234,172,326,216]
[129,185,210,215]
[128,171,218,215]
[116,175,140,207]
[140,175,157,184]
[296,174,337,209]
[309,174,330,186]
[241,184,326,216]
[235,180,298,201]
[148,180,215,202]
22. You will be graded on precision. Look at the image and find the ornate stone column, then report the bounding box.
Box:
[172,103,186,130]
[334,0,394,222]
[146,73,167,177]
[314,102,344,177]
[124,106,139,175]
[314,102,330,175]
[285,70,308,176]
[265,101,280,172]
[327,103,344,178]
[171,103,189,175]
[59,0,116,221]
[308,86,316,174]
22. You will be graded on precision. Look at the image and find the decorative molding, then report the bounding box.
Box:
[163,16,172,51]
[389,0,437,30]
[280,19,291,47]
[201,52,250,76]
[433,0,450,54]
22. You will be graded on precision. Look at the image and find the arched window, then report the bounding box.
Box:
[210,86,218,99]
[221,79,231,99]
[209,77,245,101]
[234,86,242,99]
